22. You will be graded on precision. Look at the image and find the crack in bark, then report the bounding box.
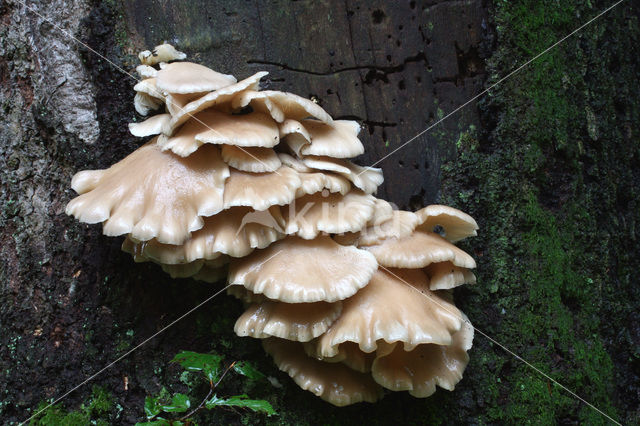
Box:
[247,52,428,77]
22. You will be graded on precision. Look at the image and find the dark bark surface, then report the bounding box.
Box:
[1,0,638,424]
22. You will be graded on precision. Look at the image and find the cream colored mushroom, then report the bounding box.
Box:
[165,72,268,134]
[304,340,375,373]
[139,43,187,65]
[282,190,377,239]
[227,235,378,303]
[263,338,383,406]
[364,230,476,269]
[128,113,171,137]
[235,299,343,341]
[66,141,229,244]
[316,268,462,357]
[302,156,383,194]
[122,206,285,263]
[295,171,351,198]
[223,166,301,210]
[425,261,476,290]
[231,90,333,123]
[220,145,281,173]
[371,315,474,397]
[415,204,479,242]
[159,109,279,157]
[155,62,236,94]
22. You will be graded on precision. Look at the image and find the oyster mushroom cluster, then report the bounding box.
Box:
[66,44,479,406]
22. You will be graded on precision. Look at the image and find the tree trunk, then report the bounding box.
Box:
[1,0,638,424]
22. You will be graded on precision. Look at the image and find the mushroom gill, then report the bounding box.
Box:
[66,44,479,406]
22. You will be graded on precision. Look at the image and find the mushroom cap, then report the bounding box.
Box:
[66,141,229,244]
[159,110,279,157]
[364,230,476,269]
[356,210,421,246]
[139,43,187,65]
[220,145,282,173]
[223,166,301,210]
[234,299,343,342]
[277,153,312,173]
[155,62,236,94]
[262,338,383,406]
[316,268,463,356]
[165,72,268,134]
[415,205,479,243]
[134,92,164,116]
[425,261,476,290]
[128,113,171,137]
[165,91,209,116]
[135,65,158,79]
[227,235,378,303]
[231,90,333,123]
[298,119,364,158]
[371,315,474,397]
[304,340,375,373]
[302,156,383,194]
[123,206,285,262]
[282,190,377,239]
[296,171,351,198]
[278,119,311,156]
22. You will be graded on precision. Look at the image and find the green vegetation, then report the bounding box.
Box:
[138,351,275,425]
[440,0,638,423]
[29,386,114,425]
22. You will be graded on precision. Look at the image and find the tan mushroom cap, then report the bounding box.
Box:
[139,43,187,66]
[235,299,343,342]
[194,111,280,148]
[263,338,383,406]
[159,110,279,157]
[356,210,421,246]
[278,119,311,156]
[415,205,479,243]
[66,142,229,245]
[298,119,365,158]
[296,171,351,197]
[124,206,284,263]
[128,113,171,137]
[371,315,474,397]
[282,191,377,239]
[155,62,236,94]
[165,91,209,117]
[302,156,383,194]
[165,72,268,134]
[231,90,333,123]
[316,268,463,357]
[365,230,476,269]
[425,261,476,290]
[135,65,158,79]
[223,166,301,210]
[134,92,164,116]
[220,145,282,173]
[304,340,375,373]
[277,153,312,172]
[228,235,378,303]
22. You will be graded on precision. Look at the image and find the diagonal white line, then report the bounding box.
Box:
[21,249,284,424]
[377,265,621,425]
[362,0,627,173]
[15,0,281,174]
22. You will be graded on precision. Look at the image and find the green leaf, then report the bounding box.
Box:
[171,351,223,382]
[161,393,191,413]
[205,394,276,416]
[143,396,162,419]
[232,361,266,381]
[135,419,174,426]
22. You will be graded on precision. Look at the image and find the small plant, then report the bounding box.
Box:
[137,351,275,425]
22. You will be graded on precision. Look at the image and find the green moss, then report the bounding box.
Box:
[439,0,638,423]
[29,385,114,426]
